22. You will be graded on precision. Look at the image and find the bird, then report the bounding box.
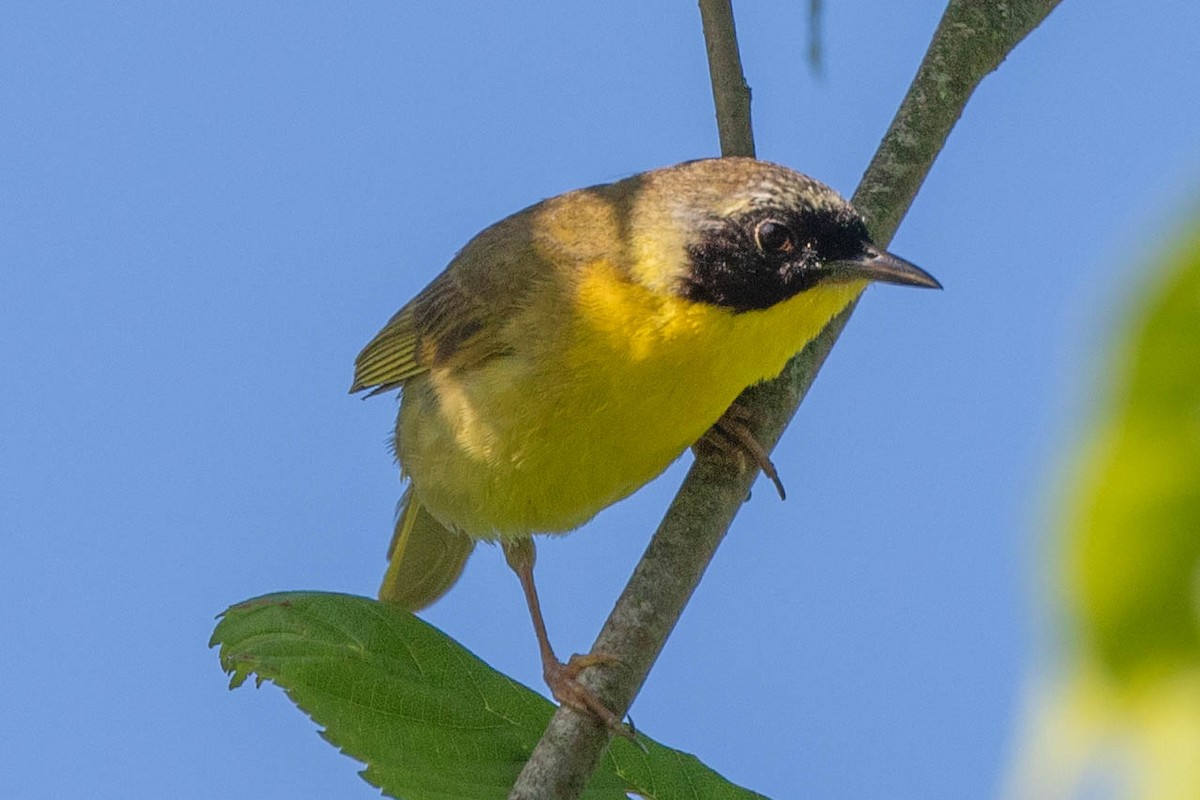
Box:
[351,157,939,733]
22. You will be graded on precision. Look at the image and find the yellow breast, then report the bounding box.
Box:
[398,261,864,539]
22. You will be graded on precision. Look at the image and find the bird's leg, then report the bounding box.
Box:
[694,401,786,500]
[501,538,634,740]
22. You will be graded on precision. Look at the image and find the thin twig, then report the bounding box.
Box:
[807,0,824,77]
[507,1,1064,798]
[699,0,755,158]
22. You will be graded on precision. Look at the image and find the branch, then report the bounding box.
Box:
[507,1,1063,797]
[699,0,755,158]
[852,0,1064,238]
[807,0,825,77]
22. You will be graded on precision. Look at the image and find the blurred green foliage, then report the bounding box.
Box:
[1009,212,1200,800]
[1066,219,1200,683]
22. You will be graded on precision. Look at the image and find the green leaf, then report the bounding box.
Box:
[1064,221,1200,682]
[211,591,768,800]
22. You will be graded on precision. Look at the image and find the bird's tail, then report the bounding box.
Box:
[378,487,475,610]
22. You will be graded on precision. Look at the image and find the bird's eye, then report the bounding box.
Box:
[754,219,795,254]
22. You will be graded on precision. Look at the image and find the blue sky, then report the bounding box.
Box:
[3,2,1199,798]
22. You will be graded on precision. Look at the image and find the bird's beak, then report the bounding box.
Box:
[827,247,942,289]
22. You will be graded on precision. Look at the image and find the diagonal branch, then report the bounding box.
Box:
[507,1,1064,798]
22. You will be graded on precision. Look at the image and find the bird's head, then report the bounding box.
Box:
[618,157,939,311]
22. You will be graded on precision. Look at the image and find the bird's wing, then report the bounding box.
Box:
[351,184,635,396]
[350,304,422,396]
[350,207,563,396]
[350,269,507,395]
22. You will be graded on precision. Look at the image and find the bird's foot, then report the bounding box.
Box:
[544,652,636,741]
[694,402,786,500]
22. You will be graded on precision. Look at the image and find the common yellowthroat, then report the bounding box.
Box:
[352,157,938,730]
